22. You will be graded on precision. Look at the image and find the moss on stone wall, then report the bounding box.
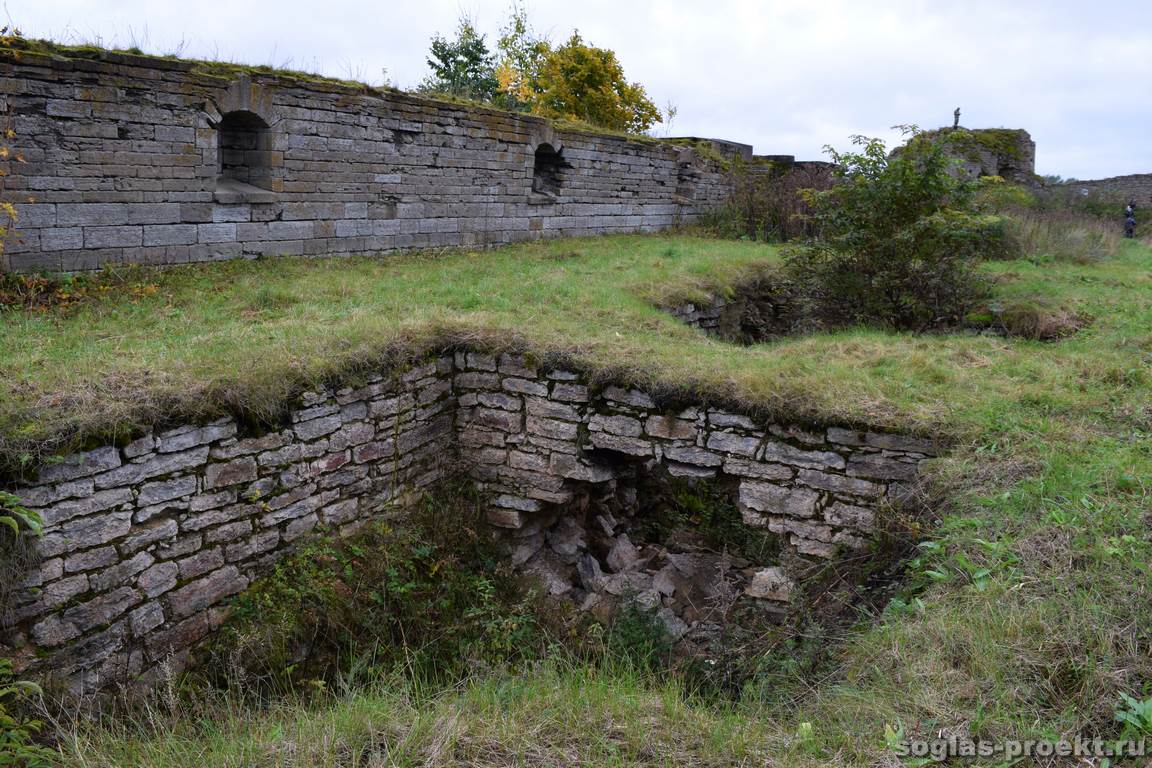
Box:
[0,36,667,145]
[922,127,1030,164]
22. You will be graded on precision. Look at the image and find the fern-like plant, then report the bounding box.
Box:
[0,492,42,621]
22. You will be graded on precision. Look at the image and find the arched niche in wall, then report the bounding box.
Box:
[218,110,272,187]
[530,142,571,203]
[208,75,281,204]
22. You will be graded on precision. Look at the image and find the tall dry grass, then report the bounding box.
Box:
[1005,210,1122,264]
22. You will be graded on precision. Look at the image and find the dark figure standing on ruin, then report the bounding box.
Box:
[953,107,961,128]
[1125,201,1137,238]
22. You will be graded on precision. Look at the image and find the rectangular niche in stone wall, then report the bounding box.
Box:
[215,110,277,204]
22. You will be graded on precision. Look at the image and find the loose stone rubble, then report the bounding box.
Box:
[2,352,938,691]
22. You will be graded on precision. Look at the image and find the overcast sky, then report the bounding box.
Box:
[13,0,1152,179]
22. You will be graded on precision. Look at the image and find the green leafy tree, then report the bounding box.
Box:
[786,126,1007,331]
[494,3,550,110]
[419,16,499,102]
[533,32,662,133]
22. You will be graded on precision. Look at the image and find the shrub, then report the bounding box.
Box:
[605,596,672,670]
[0,659,52,768]
[204,481,540,690]
[785,127,1007,331]
[700,161,834,242]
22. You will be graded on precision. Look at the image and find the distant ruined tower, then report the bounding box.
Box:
[937,127,1037,185]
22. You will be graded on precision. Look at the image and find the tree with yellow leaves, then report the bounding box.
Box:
[529,32,662,133]
[489,7,664,133]
[494,5,549,111]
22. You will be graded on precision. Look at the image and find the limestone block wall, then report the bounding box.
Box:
[2,352,938,691]
[1060,174,1152,205]
[452,352,936,558]
[2,358,458,691]
[0,46,734,273]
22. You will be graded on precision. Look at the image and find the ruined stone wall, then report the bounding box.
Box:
[1060,174,1152,205]
[1,47,732,273]
[3,358,458,691]
[2,352,938,691]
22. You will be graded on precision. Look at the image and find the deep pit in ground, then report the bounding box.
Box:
[3,351,941,694]
[665,278,1089,343]
[504,461,927,687]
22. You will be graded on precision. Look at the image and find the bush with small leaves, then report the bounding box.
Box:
[787,126,1009,331]
[0,659,53,768]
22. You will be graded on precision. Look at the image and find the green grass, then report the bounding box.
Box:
[7,233,1152,765]
[58,663,779,767]
[2,234,1149,471]
[0,236,783,472]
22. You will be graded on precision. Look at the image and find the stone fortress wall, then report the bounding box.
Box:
[0,46,753,273]
[2,352,938,693]
[1060,174,1152,205]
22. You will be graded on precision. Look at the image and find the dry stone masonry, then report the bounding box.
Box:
[1060,173,1152,205]
[2,352,939,692]
[0,45,743,272]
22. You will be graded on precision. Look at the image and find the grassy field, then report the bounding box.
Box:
[5,233,1152,765]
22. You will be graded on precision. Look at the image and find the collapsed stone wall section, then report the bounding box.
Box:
[2,352,937,691]
[452,353,936,561]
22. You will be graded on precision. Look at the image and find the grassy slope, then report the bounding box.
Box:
[9,234,1152,765]
[3,233,1148,464]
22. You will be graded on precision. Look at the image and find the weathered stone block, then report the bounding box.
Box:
[739,481,819,519]
[37,446,122,485]
[526,416,577,441]
[41,487,132,527]
[706,431,761,458]
[294,414,343,441]
[91,552,154,592]
[744,567,794,602]
[137,476,198,507]
[177,548,225,580]
[589,432,652,457]
[846,454,919,481]
[120,518,179,554]
[796,469,884,498]
[157,421,237,453]
[645,415,697,440]
[204,457,258,490]
[138,562,179,599]
[663,445,722,467]
[93,447,209,490]
[824,501,875,530]
[589,413,643,437]
[602,386,655,409]
[759,442,845,470]
[167,566,248,620]
[550,383,589,403]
